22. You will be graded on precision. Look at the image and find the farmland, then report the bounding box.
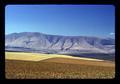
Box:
[5,52,105,61]
[5,52,115,79]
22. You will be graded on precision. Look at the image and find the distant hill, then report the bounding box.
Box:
[5,32,115,61]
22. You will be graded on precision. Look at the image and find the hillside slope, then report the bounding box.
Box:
[5,32,115,53]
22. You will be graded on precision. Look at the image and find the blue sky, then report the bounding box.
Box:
[5,5,115,38]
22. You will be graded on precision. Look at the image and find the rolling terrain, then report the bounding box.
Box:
[5,52,115,79]
[5,52,104,61]
[5,32,115,61]
[5,32,115,79]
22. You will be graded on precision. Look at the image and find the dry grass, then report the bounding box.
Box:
[42,57,115,67]
[5,52,115,79]
[5,52,55,61]
[5,52,104,61]
[5,59,115,79]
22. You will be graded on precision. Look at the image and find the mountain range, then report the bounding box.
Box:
[5,32,115,61]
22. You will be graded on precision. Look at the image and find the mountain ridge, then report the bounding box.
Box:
[5,32,115,54]
[5,32,115,39]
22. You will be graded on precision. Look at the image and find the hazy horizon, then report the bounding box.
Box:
[5,31,115,39]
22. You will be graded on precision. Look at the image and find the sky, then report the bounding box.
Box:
[5,5,115,38]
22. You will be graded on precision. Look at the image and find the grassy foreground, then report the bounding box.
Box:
[5,52,115,79]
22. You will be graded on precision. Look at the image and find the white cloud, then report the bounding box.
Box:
[110,32,115,35]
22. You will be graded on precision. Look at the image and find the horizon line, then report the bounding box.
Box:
[5,31,115,39]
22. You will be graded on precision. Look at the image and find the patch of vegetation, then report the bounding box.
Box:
[5,60,115,79]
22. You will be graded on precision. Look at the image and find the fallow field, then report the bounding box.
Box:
[5,52,115,79]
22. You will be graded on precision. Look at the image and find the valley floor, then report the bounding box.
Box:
[5,52,115,79]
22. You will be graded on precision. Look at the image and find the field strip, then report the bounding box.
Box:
[5,52,104,62]
[51,54,104,61]
[5,52,55,61]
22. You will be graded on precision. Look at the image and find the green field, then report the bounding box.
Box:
[5,52,115,79]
